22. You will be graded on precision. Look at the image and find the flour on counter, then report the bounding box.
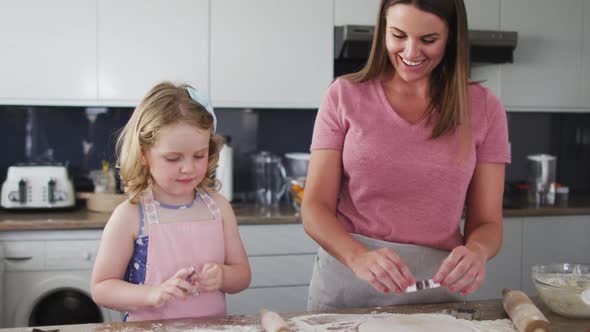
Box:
[289,313,389,332]
[289,313,517,332]
[97,322,262,332]
[180,326,261,332]
[97,313,515,331]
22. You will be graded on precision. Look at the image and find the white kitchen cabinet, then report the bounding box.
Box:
[521,215,590,295]
[97,0,209,106]
[210,0,333,109]
[228,286,309,315]
[0,0,97,105]
[238,224,318,256]
[465,0,501,30]
[464,0,501,97]
[466,217,523,301]
[334,0,381,26]
[500,0,584,111]
[227,224,318,314]
[584,1,590,108]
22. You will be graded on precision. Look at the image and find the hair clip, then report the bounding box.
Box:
[186,86,217,133]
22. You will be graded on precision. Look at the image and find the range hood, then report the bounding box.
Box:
[334,25,518,64]
[469,30,518,63]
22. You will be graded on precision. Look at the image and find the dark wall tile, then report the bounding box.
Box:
[215,108,317,196]
[549,113,590,194]
[28,107,88,168]
[505,112,553,182]
[0,106,131,192]
[0,106,27,181]
[2,104,589,197]
[86,108,133,171]
[506,111,590,194]
[257,109,317,155]
[215,109,259,193]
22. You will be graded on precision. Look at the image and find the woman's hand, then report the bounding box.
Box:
[433,245,487,295]
[348,248,415,294]
[197,263,224,292]
[147,267,199,307]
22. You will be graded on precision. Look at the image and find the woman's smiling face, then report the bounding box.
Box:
[385,3,449,84]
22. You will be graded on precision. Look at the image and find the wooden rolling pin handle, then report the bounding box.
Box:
[260,309,291,332]
[502,288,551,332]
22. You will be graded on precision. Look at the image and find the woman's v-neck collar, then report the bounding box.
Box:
[376,79,431,128]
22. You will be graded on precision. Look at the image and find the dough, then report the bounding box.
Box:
[360,314,473,332]
[359,314,516,332]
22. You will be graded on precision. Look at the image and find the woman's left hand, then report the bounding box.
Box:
[432,245,487,295]
[197,263,224,292]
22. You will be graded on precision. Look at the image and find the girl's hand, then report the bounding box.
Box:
[433,245,487,295]
[348,248,415,294]
[197,263,224,292]
[148,267,200,307]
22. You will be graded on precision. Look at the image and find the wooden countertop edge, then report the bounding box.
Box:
[0,214,301,231]
[0,205,589,231]
[503,207,590,217]
[0,298,587,332]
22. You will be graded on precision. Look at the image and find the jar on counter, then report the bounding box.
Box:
[556,186,569,208]
[217,136,233,202]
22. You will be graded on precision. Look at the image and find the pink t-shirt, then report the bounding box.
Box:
[310,78,511,251]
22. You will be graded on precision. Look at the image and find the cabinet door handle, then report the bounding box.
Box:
[4,256,33,261]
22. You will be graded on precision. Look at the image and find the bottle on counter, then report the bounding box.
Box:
[217,136,233,202]
[556,185,569,208]
[90,160,117,193]
[545,182,556,206]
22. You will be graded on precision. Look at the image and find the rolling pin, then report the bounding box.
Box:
[260,309,291,332]
[502,288,551,332]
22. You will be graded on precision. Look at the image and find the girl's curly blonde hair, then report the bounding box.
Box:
[116,81,223,204]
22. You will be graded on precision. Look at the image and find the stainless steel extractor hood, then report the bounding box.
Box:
[334,25,518,64]
[469,30,518,64]
[334,25,375,60]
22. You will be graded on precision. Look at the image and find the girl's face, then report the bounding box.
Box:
[384,4,449,84]
[144,122,210,204]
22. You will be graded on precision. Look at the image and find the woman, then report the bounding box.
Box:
[302,0,510,310]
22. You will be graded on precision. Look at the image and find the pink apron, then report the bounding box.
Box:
[127,188,226,321]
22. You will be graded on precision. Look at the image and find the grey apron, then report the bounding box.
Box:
[307,233,465,311]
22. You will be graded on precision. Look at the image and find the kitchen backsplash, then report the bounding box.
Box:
[0,106,317,198]
[1,106,589,197]
[507,112,590,194]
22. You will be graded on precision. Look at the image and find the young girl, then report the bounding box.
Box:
[91,82,251,321]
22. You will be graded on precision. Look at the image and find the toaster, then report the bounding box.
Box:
[1,163,75,209]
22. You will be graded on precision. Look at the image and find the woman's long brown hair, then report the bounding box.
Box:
[344,0,471,141]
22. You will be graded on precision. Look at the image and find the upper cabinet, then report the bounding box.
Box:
[334,0,381,26]
[465,0,500,30]
[1,1,589,111]
[97,0,209,106]
[0,0,97,105]
[584,1,590,108]
[210,0,333,109]
[464,0,501,97]
[500,0,584,111]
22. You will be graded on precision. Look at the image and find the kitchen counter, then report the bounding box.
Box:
[0,204,300,231]
[503,195,590,217]
[0,298,588,332]
[1,197,590,231]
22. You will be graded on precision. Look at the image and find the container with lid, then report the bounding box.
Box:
[217,136,233,201]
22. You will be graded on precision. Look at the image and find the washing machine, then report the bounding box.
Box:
[0,229,123,328]
[0,241,4,327]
